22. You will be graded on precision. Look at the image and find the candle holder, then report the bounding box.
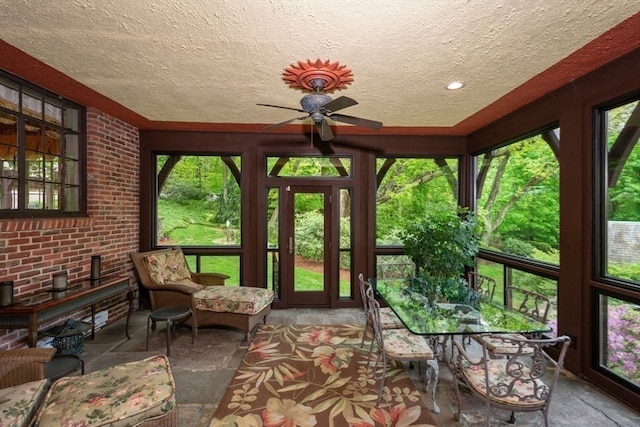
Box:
[52,271,68,291]
[0,281,13,306]
[90,255,101,283]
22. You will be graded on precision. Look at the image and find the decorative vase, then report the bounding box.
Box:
[52,271,68,291]
[91,255,101,282]
[0,281,13,306]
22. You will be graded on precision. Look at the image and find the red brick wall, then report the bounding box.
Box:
[0,107,140,349]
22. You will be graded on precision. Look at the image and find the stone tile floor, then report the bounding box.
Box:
[78,308,639,426]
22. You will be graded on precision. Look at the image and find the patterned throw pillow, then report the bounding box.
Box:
[142,248,192,285]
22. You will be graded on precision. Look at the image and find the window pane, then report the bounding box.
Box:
[27,180,60,210]
[0,77,19,111]
[0,111,18,174]
[156,155,241,247]
[185,255,240,286]
[45,128,61,157]
[64,106,79,132]
[22,89,42,119]
[509,269,557,337]
[376,254,415,278]
[65,185,79,211]
[44,97,62,125]
[475,127,560,263]
[598,295,640,387]
[602,100,640,284]
[66,158,80,185]
[0,111,18,207]
[266,156,351,177]
[0,152,18,207]
[376,157,459,246]
[66,134,80,160]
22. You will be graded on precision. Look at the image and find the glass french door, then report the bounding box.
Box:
[283,185,332,306]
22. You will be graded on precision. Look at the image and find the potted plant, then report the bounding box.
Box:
[399,208,479,304]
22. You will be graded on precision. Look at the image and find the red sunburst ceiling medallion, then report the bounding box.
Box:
[282,59,354,91]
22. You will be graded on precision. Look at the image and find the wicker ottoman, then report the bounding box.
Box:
[34,354,177,426]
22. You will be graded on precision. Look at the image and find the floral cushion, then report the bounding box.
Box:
[379,307,404,329]
[194,286,274,315]
[34,355,176,427]
[142,248,192,285]
[0,379,48,427]
[381,328,434,359]
[482,334,534,355]
[461,359,547,408]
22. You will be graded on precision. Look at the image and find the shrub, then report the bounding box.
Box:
[502,237,535,257]
[607,304,640,386]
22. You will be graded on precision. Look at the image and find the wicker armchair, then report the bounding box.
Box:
[131,247,273,341]
[0,348,55,427]
[0,348,56,388]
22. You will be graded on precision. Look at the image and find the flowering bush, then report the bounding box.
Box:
[607,304,640,385]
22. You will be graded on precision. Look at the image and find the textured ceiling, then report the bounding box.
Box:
[1,0,639,134]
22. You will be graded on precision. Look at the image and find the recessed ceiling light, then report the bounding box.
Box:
[446,81,465,90]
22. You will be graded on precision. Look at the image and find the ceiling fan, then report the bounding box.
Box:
[258,59,383,142]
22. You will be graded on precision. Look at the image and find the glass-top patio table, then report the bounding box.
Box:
[370,278,552,336]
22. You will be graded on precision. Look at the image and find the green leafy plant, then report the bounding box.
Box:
[400,208,479,303]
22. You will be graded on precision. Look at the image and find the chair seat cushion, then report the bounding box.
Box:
[461,359,547,408]
[34,355,176,427]
[0,379,48,427]
[379,307,404,329]
[194,286,274,315]
[482,334,533,355]
[382,328,434,359]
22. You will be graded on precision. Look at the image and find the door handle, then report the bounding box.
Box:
[289,237,293,254]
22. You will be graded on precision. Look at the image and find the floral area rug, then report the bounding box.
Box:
[210,324,438,427]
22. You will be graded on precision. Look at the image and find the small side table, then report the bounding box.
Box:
[146,306,194,356]
[45,354,84,381]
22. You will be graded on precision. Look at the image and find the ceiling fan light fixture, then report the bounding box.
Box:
[282,59,354,91]
[446,80,465,90]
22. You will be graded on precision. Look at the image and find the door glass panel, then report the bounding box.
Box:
[294,192,325,292]
[266,187,280,296]
[339,188,352,298]
[598,294,640,387]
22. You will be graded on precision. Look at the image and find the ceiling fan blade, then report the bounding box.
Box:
[257,103,306,113]
[264,115,308,129]
[328,113,383,130]
[315,119,334,141]
[320,96,358,113]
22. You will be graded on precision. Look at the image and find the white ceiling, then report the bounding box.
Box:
[1,0,639,132]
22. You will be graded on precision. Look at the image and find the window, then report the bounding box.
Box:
[266,156,352,177]
[473,126,560,264]
[597,98,640,285]
[596,294,640,388]
[154,154,242,282]
[375,157,459,246]
[0,72,84,216]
